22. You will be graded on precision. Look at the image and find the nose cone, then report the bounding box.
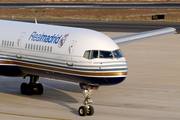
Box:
[103,57,127,85]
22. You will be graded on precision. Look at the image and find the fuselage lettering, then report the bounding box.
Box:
[28,31,63,44]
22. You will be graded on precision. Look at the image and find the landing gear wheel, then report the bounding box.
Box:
[87,105,94,116]
[36,83,43,95]
[21,83,27,94]
[20,76,44,95]
[78,106,87,116]
[78,83,99,116]
[26,84,34,95]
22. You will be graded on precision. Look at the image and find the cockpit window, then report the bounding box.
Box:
[91,50,98,59]
[118,49,124,57]
[100,51,113,58]
[83,50,91,59]
[113,49,124,58]
[83,49,124,59]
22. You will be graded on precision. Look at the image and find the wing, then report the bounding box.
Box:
[111,27,176,45]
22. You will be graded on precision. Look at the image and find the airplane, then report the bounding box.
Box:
[0,19,176,116]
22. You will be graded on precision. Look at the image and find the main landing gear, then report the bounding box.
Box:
[20,75,43,95]
[78,83,99,116]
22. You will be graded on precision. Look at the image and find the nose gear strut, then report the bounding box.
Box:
[78,83,99,116]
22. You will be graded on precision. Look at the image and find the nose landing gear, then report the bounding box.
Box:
[78,83,99,116]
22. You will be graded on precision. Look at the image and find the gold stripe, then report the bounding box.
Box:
[0,60,127,77]
[0,111,69,120]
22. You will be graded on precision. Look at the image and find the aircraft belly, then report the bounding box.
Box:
[19,66,126,85]
[0,65,25,77]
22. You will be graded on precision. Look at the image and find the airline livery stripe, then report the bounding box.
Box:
[3,57,127,72]
[0,50,127,68]
[0,53,127,72]
[0,60,127,77]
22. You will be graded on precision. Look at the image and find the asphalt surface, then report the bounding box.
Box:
[1,3,180,9]
[2,18,180,34]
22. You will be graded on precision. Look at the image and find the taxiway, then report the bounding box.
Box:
[0,32,179,120]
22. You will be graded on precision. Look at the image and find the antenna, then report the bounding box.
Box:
[35,18,37,24]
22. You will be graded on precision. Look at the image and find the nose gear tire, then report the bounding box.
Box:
[78,106,87,116]
[87,105,94,116]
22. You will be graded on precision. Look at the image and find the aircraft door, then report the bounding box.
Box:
[16,32,26,58]
[66,40,77,66]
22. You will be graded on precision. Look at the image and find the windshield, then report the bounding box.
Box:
[100,51,113,58]
[113,49,124,58]
[91,50,98,59]
[83,50,90,59]
[83,49,124,59]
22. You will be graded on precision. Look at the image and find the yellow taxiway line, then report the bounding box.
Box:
[0,112,69,120]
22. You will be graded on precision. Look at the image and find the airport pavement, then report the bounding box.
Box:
[3,18,180,34]
[0,32,179,120]
[1,3,180,9]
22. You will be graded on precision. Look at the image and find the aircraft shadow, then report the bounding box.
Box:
[0,76,82,116]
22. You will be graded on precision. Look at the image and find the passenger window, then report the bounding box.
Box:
[83,50,90,59]
[2,40,4,46]
[39,45,41,51]
[44,46,47,51]
[42,46,44,51]
[36,45,38,50]
[12,42,14,47]
[33,44,36,50]
[25,43,27,49]
[91,50,98,59]
[10,41,12,47]
[7,41,9,46]
[4,41,6,46]
[47,46,49,52]
[28,44,30,49]
[31,44,33,49]
[100,51,113,58]
[50,47,52,52]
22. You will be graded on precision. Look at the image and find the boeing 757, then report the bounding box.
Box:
[0,19,176,116]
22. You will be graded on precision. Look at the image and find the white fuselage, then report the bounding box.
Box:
[0,20,127,85]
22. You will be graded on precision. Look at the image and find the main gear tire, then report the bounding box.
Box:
[36,83,43,95]
[26,84,34,95]
[21,83,27,94]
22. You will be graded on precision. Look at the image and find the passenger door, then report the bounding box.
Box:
[16,32,25,59]
[66,40,77,66]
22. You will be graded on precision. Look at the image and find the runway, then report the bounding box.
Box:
[0,31,179,119]
[1,3,180,9]
[2,18,180,33]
